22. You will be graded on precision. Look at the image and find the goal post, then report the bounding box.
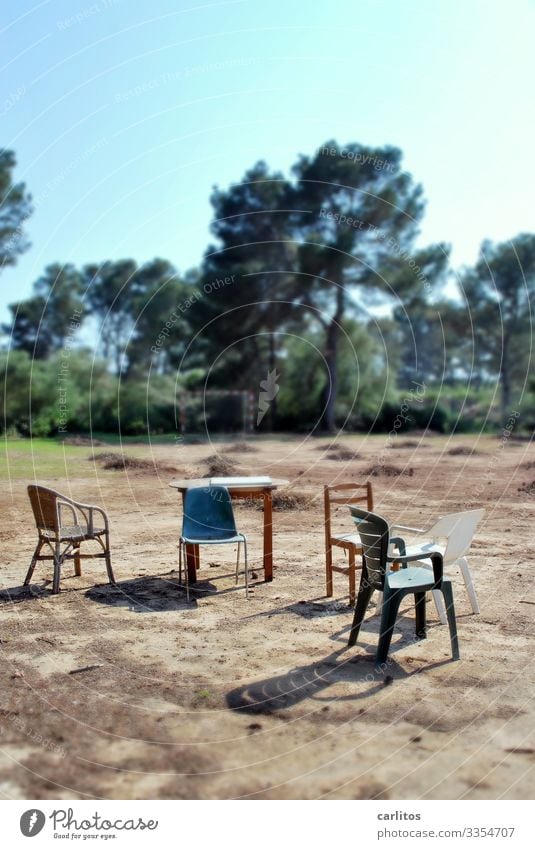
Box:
[178,390,254,435]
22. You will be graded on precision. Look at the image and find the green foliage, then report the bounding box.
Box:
[5,263,83,357]
[0,350,59,436]
[2,142,534,437]
[190,160,299,401]
[459,234,535,417]
[83,259,138,373]
[276,320,393,431]
[288,141,427,430]
[0,149,33,271]
[84,258,192,377]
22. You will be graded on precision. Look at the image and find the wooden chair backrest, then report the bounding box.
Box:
[324,482,374,538]
[27,485,60,533]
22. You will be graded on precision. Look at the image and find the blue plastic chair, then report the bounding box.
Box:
[178,485,248,600]
[347,506,459,665]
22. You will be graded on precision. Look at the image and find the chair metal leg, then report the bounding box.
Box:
[441,580,460,660]
[375,588,403,665]
[182,542,190,602]
[243,537,249,599]
[431,589,447,625]
[24,539,44,585]
[459,556,480,614]
[348,568,375,647]
[235,541,241,585]
[179,542,190,601]
[414,591,427,638]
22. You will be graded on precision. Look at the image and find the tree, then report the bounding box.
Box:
[84,259,138,373]
[0,148,33,273]
[84,258,191,377]
[5,263,83,357]
[276,317,390,430]
[389,244,453,386]
[289,141,425,430]
[127,258,191,376]
[460,234,535,418]
[195,161,299,426]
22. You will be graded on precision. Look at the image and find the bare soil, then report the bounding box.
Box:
[1,434,534,800]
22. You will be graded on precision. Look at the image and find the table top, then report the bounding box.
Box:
[169,477,289,493]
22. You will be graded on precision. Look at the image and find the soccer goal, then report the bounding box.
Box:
[178,390,254,435]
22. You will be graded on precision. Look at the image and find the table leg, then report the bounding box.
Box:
[185,544,198,584]
[181,490,199,584]
[263,489,273,581]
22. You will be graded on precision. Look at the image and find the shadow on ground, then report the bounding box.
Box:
[0,583,49,604]
[226,647,454,715]
[226,649,405,714]
[87,575,194,612]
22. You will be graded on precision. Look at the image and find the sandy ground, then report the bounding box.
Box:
[0,433,534,800]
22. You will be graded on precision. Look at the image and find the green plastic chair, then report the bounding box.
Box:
[347,506,459,665]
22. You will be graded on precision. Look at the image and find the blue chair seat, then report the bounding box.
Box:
[181,532,244,545]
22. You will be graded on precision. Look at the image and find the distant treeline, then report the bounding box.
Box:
[1,143,534,436]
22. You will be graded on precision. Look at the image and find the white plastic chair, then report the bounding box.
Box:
[391,509,485,624]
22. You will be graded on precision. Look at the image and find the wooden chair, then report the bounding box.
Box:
[24,485,116,594]
[324,482,373,605]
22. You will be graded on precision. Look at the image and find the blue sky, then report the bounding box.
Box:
[1,0,534,320]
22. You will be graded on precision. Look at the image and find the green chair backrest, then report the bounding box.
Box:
[348,506,390,590]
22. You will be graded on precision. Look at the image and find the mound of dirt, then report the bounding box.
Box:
[397,440,427,448]
[447,446,481,456]
[90,452,177,473]
[223,442,260,454]
[326,449,361,461]
[273,492,316,511]
[204,454,240,477]
[518,480,535,495]
[240,491,315,511]
[63,435,108,446]
[365,464,414,477]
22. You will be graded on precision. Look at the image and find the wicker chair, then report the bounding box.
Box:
[24,485,115,594]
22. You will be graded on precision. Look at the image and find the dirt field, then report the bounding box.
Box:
[1,433,534,800]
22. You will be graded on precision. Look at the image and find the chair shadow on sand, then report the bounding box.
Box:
[226,645,453,715]
[1,568,260,612]
[0,576,194,611]
[86,571,253,612]
[228,596,456,715]
[0,583,50,604]
[86,575,197,612]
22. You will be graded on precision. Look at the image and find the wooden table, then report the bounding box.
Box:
[168,478,289,584]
